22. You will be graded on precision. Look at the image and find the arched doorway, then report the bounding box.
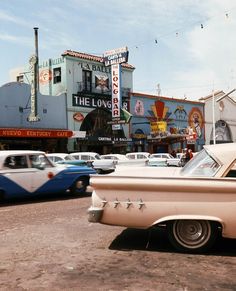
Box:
[79,108,126,153]
[210,120,232,144]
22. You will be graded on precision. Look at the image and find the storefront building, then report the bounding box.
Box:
[200,90,236,144]
[9,49,207,154]
[0,82,72,151]
[11,50,135,154]
[129,93,205,153]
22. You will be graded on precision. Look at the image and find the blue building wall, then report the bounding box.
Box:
[0,82,68,129]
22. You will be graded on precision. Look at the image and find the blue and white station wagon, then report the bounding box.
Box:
[0,150,97,200]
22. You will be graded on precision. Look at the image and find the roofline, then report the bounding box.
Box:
[130,92,204,105]
[199,89,236,104]
[199,90,224,101]
[62,50,135,70]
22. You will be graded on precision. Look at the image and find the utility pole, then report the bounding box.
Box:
[212,89,216,144]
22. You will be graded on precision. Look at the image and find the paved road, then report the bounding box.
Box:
[0,193,235,291]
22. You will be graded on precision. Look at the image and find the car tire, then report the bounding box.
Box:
[167,220,219,253]
[70,176,89,195]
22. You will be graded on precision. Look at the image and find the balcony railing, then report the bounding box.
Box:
[77,82,131,97]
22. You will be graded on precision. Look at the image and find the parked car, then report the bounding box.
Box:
[0,150,96,200]
[166,153,184,167]
[70,152,115,174]
[88,143,236,253]
[101,154,148,167]
[46,153,89,167]
[126,152,150,160]
[149,153,174,159]
[147,153,173,167]
[146,159,168,167]
[100,154,128,162]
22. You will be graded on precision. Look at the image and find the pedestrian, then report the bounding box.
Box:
[182,148,190,165]
[188,149,193,159]
[171,150,176,158]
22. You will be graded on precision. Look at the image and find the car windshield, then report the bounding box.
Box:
[180,149,220,177]
[30,154,53,168]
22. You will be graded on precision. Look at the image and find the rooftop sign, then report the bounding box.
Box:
[103,46,129,67]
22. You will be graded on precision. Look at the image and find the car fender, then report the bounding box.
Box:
[151,214,223,227]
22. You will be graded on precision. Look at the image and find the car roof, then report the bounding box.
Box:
[126,152,150,155]
[0,150,45,165]
[101,154,128,160]
[204,143,236,165]
[151,153,170,155]
[46,153,70,157]
[126,152,150,156]
[70,152,99,155]
[0,150,45,155]
[150,153,171,157]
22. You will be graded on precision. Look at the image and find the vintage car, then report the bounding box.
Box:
[88,143,236,253]
[100,154,129,163]
[126,152,150,160]
[101,154,148,167]
[146,153,173,167]
[46,153,89,167]
[70,152,116,174]
[146,159,168,167]
[166,153,184,167]
[0,150,96,200]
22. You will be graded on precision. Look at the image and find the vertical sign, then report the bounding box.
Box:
[111,64,121,120]
[112,64,121,130]
[103,46,129,130]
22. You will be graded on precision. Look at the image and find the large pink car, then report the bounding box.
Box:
[88,143,236,253]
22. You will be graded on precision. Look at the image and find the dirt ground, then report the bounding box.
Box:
[0,193,235,291]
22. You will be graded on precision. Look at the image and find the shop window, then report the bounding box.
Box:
[53,67,61,84]
[82,70,92,92]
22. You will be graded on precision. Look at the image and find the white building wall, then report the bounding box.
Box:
[9,51,135,152]
[203,93,236,144]
[65,57,134,133]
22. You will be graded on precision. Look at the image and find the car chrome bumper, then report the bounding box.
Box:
[88,207,103,223]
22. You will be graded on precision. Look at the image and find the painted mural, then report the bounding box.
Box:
[130,95,205,146]
[188,107,204,138]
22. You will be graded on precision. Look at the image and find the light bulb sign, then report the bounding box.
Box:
[103,46,129,130]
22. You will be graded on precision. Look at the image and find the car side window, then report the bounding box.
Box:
[64,155,71,160]
[72,155,80,160]
[4,156,16,169]
[29,154,52,168]
[81,155,90,160]
[225,161,236,178]
[127,155,135,159]
[4,155,28,169]
[54,156,63,162]
[137,154,147,159]
[226,170,236,177]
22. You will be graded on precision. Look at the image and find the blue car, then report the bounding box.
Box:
[0,150,96,200]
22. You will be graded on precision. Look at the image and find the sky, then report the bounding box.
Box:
[1,0,236,100]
